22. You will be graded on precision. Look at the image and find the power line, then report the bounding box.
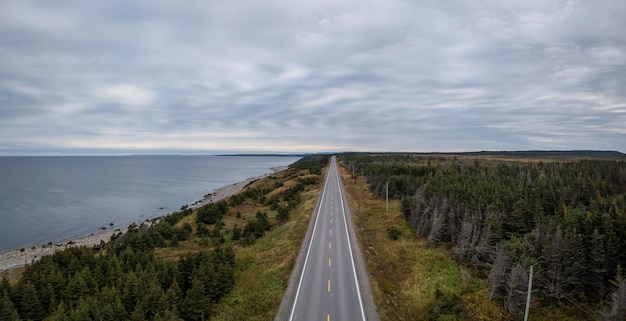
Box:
[533,274,600,319]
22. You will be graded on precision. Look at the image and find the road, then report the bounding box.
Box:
[280,156,378,321]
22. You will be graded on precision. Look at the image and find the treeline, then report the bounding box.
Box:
[1,224,234,321]
[340,153,626,319]
[289,154,330,175]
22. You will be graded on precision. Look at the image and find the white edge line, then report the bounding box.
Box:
[288,161,330,321]
[335,159,367,321]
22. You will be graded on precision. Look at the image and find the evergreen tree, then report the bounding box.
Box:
[488,247,508,302]
[0,278,10,296]
[585,228,608,298]
[63,272,89,305]
[543,225,575,303]
[276,206,290,224]
[49,300,69,321]
[162,280,183,313]
[505,264,529,315]
[0,290,20,321]
[130,304,145,321]
[602,267,626,321]
[154,309,184,321]
[231,224,242,241]
[17,282,44,321]
[182,277,211,321]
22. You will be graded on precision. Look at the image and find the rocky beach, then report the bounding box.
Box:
[0,167,287,272]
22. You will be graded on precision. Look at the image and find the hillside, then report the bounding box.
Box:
[0,155,330,321]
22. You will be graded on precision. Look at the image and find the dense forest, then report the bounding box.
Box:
[340,152,626,320]
[0,216,235,321]
[0,155,329,321]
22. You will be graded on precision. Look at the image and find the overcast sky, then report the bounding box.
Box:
[1,0,625,155]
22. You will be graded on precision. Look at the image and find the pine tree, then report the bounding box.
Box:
[0,278,10,296]
[0,290,20,321]
[602,266,626,321]
[488,246,508,302]
[544,225,573,303]
[162,281,182,313]
[154,308,184,321]
[39,283,56,314]
[63,272,89,305]
[137,282,163,319]
[231,224,242,241]
[18,282,44,321]
[504,199,530,238]
[505,264,529,314]
[182,277,211,321]
[276,206,290,224]
[130,304,146,321]
[585,228,607,298]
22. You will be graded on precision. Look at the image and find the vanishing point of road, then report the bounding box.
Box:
[276,156,379,321]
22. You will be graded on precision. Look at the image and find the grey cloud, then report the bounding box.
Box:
[0,0,625,154]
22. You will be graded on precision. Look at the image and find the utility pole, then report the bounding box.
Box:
[524,265,533,321]
[386,182,389,212]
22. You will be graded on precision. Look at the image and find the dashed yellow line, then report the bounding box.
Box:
[328,279,331,292]
[329,242,332,249]
[329,257,331,267]
[327,314,330,321]
[330,228,332,236]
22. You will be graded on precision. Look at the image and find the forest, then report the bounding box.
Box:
[339,152,626,320]
[0,155,329,321]
[0,218,235,321]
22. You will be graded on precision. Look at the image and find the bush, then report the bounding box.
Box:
[387,226,402,240]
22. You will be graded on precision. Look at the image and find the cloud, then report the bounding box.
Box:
[0,0,625,154]
[96,84,154,107]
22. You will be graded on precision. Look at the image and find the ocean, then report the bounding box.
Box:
[0,155,300,252]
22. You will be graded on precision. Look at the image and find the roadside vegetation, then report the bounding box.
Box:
[339,152,626,320]
[0,155,329,321]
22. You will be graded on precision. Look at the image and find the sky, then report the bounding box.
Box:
[1,0,625,155]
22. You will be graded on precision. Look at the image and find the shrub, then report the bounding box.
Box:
[387,226,402,240]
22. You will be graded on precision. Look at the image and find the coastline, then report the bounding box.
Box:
[0,166,288,272]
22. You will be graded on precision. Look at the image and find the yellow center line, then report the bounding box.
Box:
[330,228,332,236]
[329,257,331,267]
[327,314,330,321]
[328,279,331,292]
[329,242,332,249]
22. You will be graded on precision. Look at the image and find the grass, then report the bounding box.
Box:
[0,266,25,285]
[337,163,505,321]
[151,167,325,319]
[3,165,324,320]
[211,174,321,320]
[337,160,596,321]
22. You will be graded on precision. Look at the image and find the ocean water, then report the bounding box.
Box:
[0,155,300,252]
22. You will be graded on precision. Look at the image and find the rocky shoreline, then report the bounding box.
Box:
[0,166,287,272]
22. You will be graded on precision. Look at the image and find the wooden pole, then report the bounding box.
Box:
[386,182,388,212]
[524,265,533,321]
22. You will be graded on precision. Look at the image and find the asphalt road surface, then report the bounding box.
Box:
[283,156,377,321]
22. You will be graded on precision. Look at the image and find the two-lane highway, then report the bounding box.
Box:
[282,156,376,321]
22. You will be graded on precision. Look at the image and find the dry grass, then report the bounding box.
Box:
[211,177,321,321]
[151,167,326,320]
[338,164,505,321]
[338,161,594,321]
[0,266,25,285]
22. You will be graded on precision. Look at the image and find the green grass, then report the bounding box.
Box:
[211,176,321,320]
